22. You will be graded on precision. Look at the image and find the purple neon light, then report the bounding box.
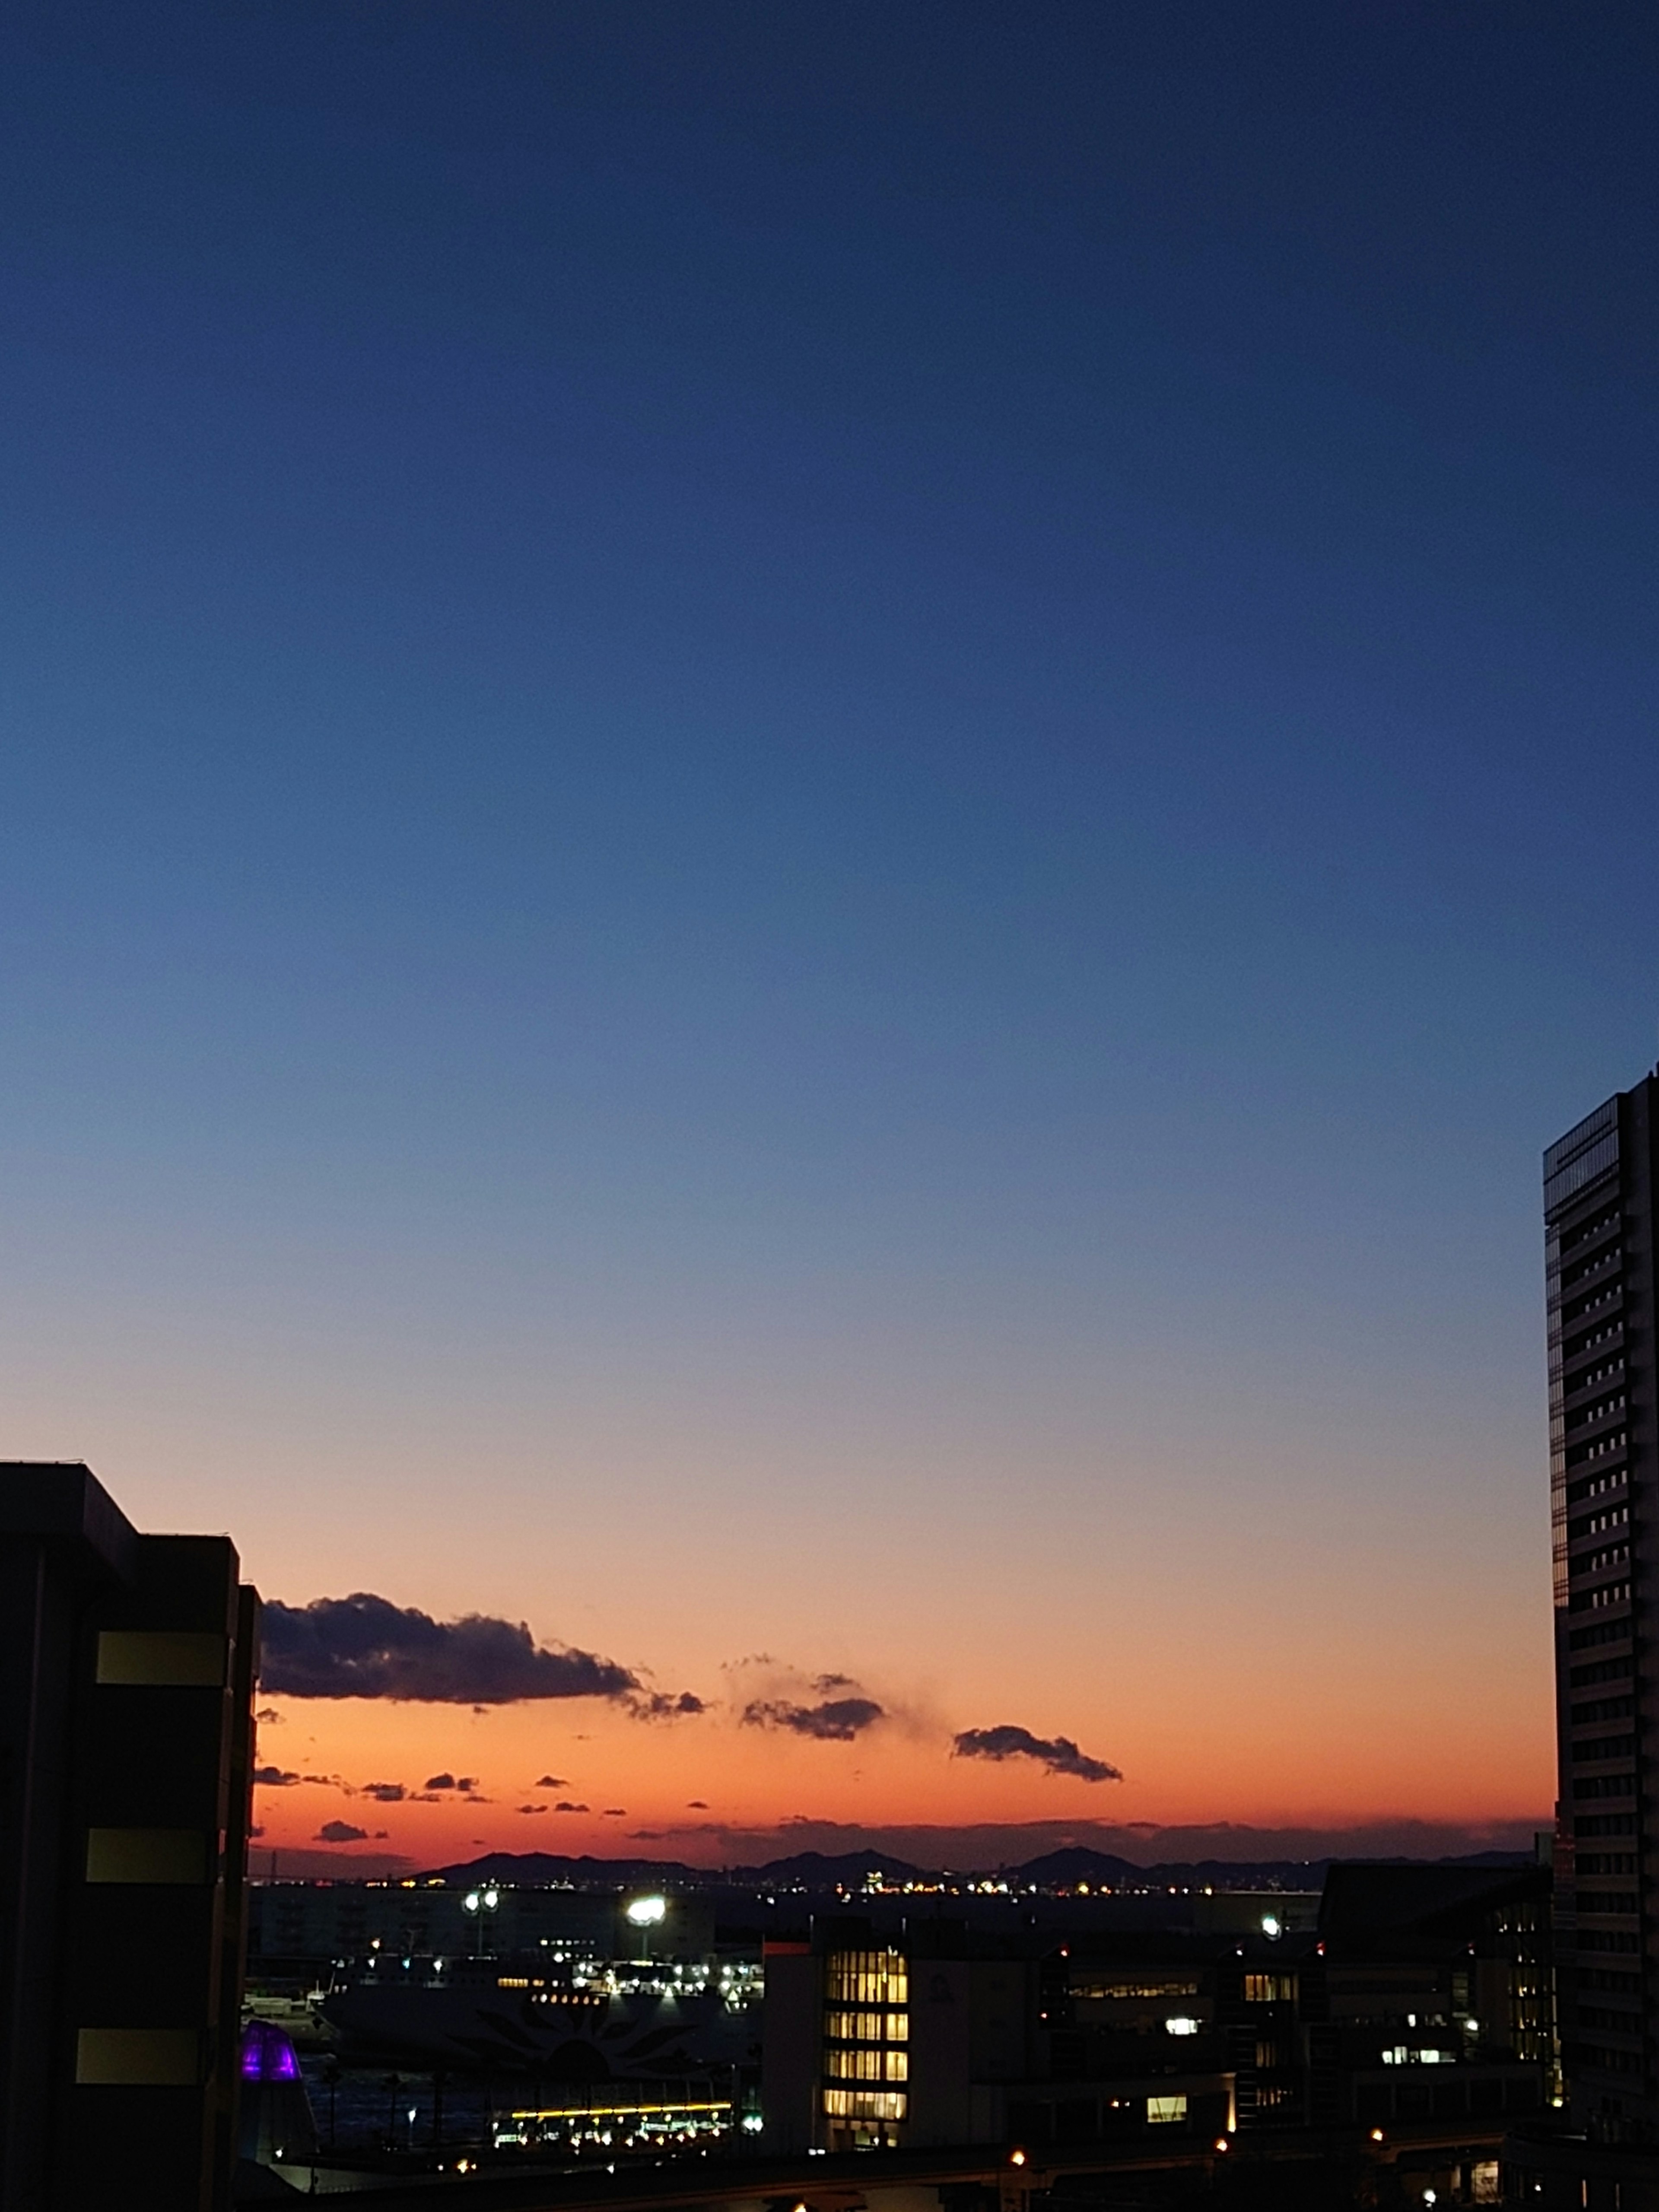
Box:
[240,2021,302,2082]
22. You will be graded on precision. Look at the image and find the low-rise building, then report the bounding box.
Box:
[761,1861,1556,2158]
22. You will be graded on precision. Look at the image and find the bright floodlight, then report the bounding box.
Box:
[483,1887,500,1909]
[1261,1913,1281,1937]
[463,1891,480,1913]
[626,1895,668,1926]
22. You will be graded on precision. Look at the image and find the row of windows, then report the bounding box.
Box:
[1575,2042,1645,2077]
[1569,1614,1632,1653]
[1578,1929,1642,1951]
[1574,1543,1630,1579]
[1567,1392,1629,1434]
[1560,1205,1622,1259]
[1560,1243,1623,1293]
[1575,1773,1635,1799]
[1572,1654,1635,1690]
[1564,1283,1625,1330]
[1580,2005,1643,2033]
[1568,1357,1627,1399]
[1570,1582,1631,1617]
[823,2008,907,2043]
[1567,1469,1629,1509]
[825,2046,908,2083]
[1567,1429,1629,1471]
[822,2087,906,2121]
[1243,1974,1297,2004]
[1576,1812,1637,1838]
[1573,1695,1635,1726]
[1569,1503,1630,1543]
[1576,1893,1640,1916]
[1579,1854,1638,1876]
[1564,1321,1626,1371]
[1580,1967,1642,1993]
[823,1953,908,2008]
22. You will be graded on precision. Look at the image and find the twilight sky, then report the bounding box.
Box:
[3,0,1657,1872]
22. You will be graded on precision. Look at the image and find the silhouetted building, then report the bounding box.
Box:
[762,1917,1233,2154]
[1545,1076,1659,2136]
[1313,1861,1554,2127]
[762,1869,1555,2163]
[0,1462,259,2212]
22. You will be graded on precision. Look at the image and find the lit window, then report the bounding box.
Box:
[824,1951,908,2008]
[1147,2096,1188,2125]
[1242,1974,1296,2004]
[822,2088,906,2121]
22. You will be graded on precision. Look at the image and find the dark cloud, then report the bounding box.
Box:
[253,1765,300,1789]
[261,1593,639,1704]
[255,1706,283,1724]
[687,1799,709,1809]
[552,1800,589,1813]
[316,1820,370,1844]
[601,1807,626,1817]
[360,1782,407,1803]
[421,1773,477,1792]
[952,1724,1121,1784]
[516,1803,547,1815]
[742,1696,885,1742]
[629,1690,708,1720]
[813,1673,856,1693]
[535,1774,567,1788]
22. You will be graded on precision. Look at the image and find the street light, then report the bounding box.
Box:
[625,1894,667,1962]
[462,1886,501,1957]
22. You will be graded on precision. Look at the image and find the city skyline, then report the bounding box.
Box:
[5,3,1657,1869]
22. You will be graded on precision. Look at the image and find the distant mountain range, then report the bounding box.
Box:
[423,1843,1533,1891]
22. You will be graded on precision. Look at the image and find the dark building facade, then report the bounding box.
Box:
[1545,1076,1659,2138]
[761,1871,1553,2160]
[0,1462,259,2212]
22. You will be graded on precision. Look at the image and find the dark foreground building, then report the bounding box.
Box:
[1544,1075,1659,2138]
[0,1462,259,2212]
[763,1861,1553,2165]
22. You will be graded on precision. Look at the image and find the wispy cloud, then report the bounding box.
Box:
[744,1696,885,1741]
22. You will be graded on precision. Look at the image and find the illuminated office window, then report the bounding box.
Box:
[1243,1974,1297,2004]
[824,1951,908,2008]
[822,2088,907,2122]
[825,2047,908,2082]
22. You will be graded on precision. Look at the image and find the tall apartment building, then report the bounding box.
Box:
[0,1463,260,2212]
[1545,1074,1659,2138]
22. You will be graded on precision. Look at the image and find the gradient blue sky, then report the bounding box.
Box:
[2,1,1656,1859]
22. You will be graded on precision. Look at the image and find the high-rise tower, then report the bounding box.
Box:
[1545,1074,1659,2137]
